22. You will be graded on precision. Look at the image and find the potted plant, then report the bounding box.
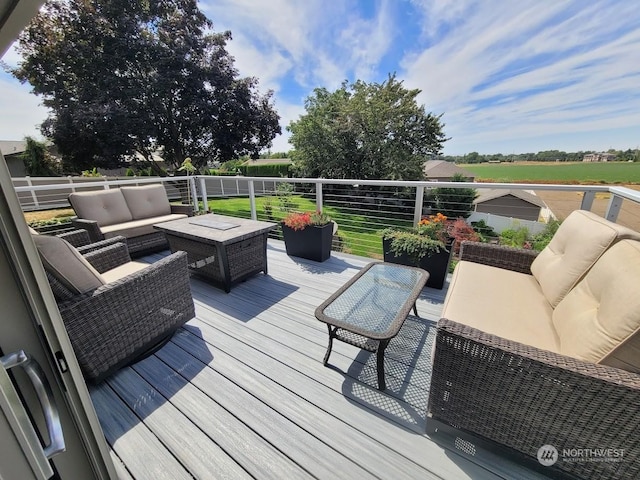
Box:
[281,211,333,262]
[381,213,455,289]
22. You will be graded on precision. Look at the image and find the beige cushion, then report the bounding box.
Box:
[553,240,640,372]
[120,185,171,220]
[69,189,133,227]
[100,213,187,239]
[442,261,559,352]
[531,210,640,308]
[33,234,105,294]
[101,261,150,283]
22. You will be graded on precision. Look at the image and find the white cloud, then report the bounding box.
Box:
[401,0,640,153]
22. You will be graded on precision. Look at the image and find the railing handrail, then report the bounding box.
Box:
[13,175,615,193]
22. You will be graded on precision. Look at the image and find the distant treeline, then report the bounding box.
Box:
[441,149,639,164]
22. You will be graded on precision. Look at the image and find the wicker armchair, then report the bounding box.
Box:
[33,234,195,383]
[429,241,640,480]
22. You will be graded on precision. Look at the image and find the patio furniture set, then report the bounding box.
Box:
[31,185,640,479]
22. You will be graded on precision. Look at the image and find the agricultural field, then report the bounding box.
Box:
[461,161,640,184]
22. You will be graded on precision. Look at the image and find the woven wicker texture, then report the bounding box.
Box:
[166,233,267,284]
[59,251,194,383]
[57,229,91,247]
[429,318,640,480]
[322,263,425,337]
[83,243,131,273]
[459,241,538,274]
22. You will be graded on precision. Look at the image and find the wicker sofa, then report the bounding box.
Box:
[428,210,640,480]
[68,184,192,257]
[33,233,195,383]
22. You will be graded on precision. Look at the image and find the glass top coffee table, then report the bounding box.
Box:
[315,262,429,390]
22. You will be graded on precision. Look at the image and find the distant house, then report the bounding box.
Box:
[1,140,60,177]
[583,152,616,162]
[423,160,475,181]
[0,141,29,177]
[474,189,546,221]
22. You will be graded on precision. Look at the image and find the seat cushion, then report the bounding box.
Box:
[69,189,133,227]
[100,214,187,239]
[101,261,150,283]
[443,261,559,352]
[553,240,640,372]
[120,185,171,220]
[531,210,640,308]
[33,234,105,295]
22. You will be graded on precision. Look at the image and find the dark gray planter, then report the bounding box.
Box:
[382,237,455,289]
[282,223,333,262]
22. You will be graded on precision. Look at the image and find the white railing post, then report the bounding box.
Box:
[316,181,323,212]
[581,190,595,211]
[413,186,424,225]
[26,177,39,209]
[248,180,257,220]
[199,177,209,213]
[606,194,623,222]
[189,176,199,212]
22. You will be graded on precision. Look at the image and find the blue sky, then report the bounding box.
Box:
[2,0,639,155]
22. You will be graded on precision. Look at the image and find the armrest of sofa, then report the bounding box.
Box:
[76,235,127,255]
[58,251,195,382]
[170,204,194,216]
[83,242,131,273]
[57,229,91,247]
[459,241,538,274]
[70,217,104,242]
[429,318,640,479]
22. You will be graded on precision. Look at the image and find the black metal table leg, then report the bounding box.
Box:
[376,340,389,390]
[323,325,335,366]
[413,302,418,316]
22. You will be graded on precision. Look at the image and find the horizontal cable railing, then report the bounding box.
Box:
[14,175,640,259]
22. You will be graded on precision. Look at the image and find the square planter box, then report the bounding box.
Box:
[382,237,455,289]
[282,223,333,262]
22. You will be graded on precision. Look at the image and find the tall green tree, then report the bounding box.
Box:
[11,0,280,173]
[288,75,447,180]
[21,137,59,176]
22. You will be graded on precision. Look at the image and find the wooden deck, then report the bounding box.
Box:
[90,240,551,480]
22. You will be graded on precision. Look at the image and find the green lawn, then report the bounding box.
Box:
[461,162,640,184]
[206,195,412,258]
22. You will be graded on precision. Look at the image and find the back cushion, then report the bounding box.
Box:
[531,210,640,307]
[33,234,105,295]
[69,189,133,227]
[120,185,171,220]
[553,240,640,372]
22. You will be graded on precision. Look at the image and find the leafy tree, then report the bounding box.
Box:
[428,173,477,218]
[20,136,59,176]
[11,0,280,174]
[288,74,447,180]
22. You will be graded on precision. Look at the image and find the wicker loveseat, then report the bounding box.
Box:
[33,233,195,383]
[428,210,640,480]
[68,184,192,257]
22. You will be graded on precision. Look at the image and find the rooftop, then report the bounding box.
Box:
[90,240,549,480]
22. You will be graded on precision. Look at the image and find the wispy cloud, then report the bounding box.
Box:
[2,0,639,154]
[401,0,640,153]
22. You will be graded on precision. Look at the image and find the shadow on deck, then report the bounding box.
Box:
[89,240,551,480]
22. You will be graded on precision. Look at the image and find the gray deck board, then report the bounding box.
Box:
[90,240,550,480]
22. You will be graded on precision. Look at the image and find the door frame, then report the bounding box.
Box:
[0,154,115,478]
